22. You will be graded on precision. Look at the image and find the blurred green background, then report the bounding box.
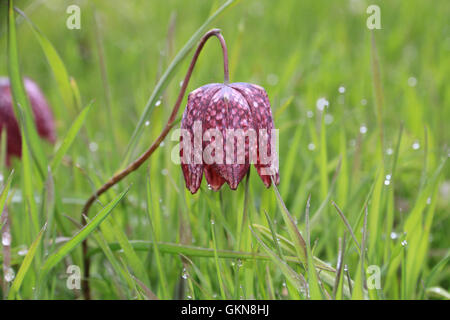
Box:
[0,0,448,300]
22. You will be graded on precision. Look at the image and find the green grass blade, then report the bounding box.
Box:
[15,7,75,112]
[250,225,306,297]
[8,222,47,299]
[0,170,14,215]
[40,187,129,280]
[305,196,323,299]
[352,207,368,300]
[50,102,93,173]
[7,0,47,179]
[271,178,307,263]
[146,172,169,299]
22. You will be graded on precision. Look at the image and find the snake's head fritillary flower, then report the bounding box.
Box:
[0,77,56,165]
[180,82,279,194]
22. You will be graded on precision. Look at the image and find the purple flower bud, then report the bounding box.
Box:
[0,77,56,165]
[180,82,279,194]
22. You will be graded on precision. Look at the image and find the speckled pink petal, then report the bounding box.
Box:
[0,77,56,166]
[230,83,279,187]
[204,86,252,190]
[180,84,222,194]
[204,165,226,191]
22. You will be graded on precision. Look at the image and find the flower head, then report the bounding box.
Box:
[180,82,279,194]
[0,77,56,165]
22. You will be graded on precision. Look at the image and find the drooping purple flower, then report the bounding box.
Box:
[180,82,279,194]
[0,77,56,165]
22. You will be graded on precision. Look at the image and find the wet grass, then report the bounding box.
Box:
[0,0,449,300]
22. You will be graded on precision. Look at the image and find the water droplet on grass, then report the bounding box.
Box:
[412,141,420,150]
[89,142,98,152]
[308,143,316,151]
[316,97,329,111]
[4,268,15,282]
[2,232,11,246]
[360,125,367,134]
[338,86,346,94]
[407,77,417,87]
[18,247,28,256]
[145,120,150,126]
[306,110,314,118]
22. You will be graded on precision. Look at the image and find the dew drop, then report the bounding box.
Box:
[361,99,367,106]
[308,143,316,151]
[155,100,161,107]
[210,219,215,225]
[18,247,28,256]
[401,240,408,247]
[2,232,11,246]
[338,86,346,94]
[316,97,329,111]
[306,110,314,118]
[89,142,98,152]
[360,125,367,134]
[4,267,15,282]
[407,77,417,87]
[386,148,394,155]
[145,120,150,126]
[161,169,168,176]
[412,141,420,150]
[390,232,399,240]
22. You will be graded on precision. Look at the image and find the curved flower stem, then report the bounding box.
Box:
[80,28,230,299]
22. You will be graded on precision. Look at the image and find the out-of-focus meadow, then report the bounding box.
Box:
[0,0,448,299]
